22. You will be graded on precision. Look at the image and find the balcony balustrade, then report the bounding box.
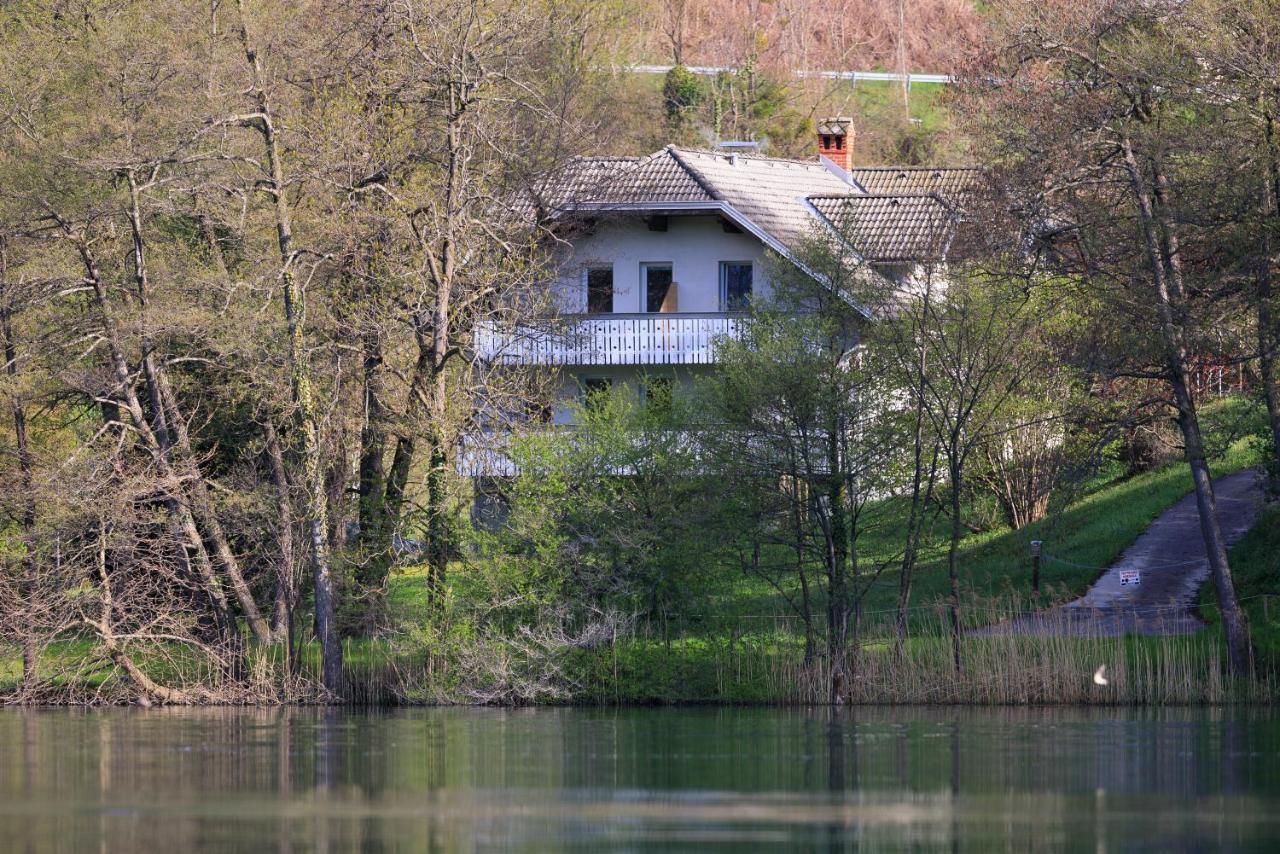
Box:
[474,312,743,366]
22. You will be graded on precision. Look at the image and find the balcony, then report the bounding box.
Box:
[473,313,744,366]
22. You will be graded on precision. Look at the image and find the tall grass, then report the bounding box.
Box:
[9,614,1273,705]
[847,607,1253,705]
[570,600,1275,706]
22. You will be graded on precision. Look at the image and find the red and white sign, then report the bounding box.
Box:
[1119,569,1141,586]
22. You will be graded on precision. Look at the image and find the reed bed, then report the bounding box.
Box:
[573,599,1276,706]
[8,599,1274,705]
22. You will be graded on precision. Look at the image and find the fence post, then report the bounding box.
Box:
[1030,540,1043,599]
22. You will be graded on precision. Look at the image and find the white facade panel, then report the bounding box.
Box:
[554,214,774,314]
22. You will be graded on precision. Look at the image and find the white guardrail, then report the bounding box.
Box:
[474,313,744,366]
[627,65,954,86]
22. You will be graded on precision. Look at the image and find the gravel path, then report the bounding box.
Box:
[973,468,1266,637]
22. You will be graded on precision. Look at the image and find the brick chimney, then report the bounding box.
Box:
[817,117,854,171]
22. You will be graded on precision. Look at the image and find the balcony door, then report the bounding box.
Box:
[720,261,753,311]
[586,267,613,314]
[642,264,676,313]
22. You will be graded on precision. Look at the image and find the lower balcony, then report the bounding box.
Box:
[473,313,743,366]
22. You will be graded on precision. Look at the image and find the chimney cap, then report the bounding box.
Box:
[817,117,854,136]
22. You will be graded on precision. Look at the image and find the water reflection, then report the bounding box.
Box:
[1,706,1279,851]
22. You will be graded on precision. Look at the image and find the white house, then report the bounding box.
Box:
[469,119,974,476]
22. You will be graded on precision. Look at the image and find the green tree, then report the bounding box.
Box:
[973,0,1254,673]
[663,64,705,142]
[702,239,896,702]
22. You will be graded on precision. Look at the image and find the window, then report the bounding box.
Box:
[642,264,674,313]
[527,400,554,424]
[581,376,613,409]
[720,262,753,311]
[641,376,674,417]
[586,267,613,314]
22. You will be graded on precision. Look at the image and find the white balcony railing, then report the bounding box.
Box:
[473,313,743,366]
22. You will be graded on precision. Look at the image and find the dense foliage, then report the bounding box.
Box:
[2,0,1280,704]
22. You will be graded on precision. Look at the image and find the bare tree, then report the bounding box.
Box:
[229,0,343,691]
[972,0,1253,673]
[914,273,1032,674]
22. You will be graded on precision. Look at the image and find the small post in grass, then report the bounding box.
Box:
[1030,540,1043,600]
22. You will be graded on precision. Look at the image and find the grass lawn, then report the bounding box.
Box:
[679,438,1264,636]
[384,439,1263,634]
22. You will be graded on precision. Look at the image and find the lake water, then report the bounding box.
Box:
[2,706,1279,852]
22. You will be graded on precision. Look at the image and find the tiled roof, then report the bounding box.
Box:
[807,194,956,262]
[671,148,853,249]
[587,148,719,204]
[846,167,979,208]
[518,157,640,217]
[535,148,974,265]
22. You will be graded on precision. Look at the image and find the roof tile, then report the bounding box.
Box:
[535,150,974,265]
[846,167,979,207]
[807,194,956,262]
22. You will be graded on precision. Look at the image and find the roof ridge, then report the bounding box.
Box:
[666,146,725,202]
[671,146,835,170]
[806,192,953,201]
[621,148,676,171]
[578,147,718,205]
[848,165,981,172]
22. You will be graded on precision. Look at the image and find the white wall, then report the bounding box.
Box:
[554,214,774,313]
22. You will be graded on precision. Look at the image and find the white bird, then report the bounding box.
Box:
[1093,665,1109,686]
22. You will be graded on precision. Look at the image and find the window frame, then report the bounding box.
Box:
[579,375,613,408]
[584,265,613,314]
[640,262,674,314]
[719,260,754,312]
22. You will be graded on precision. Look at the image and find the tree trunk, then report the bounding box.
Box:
[157,373,272,644]
[896,349,939,658]
[1,245,37,689]
[379,344,432,578]
[1122,137,1252,675]
[380,339,456,608]
[325,443,348,553]
[1257,110,1280,495]
[263,418,297,659]
[824,433,850,704]
[424,423,450,605]
[946,456,963,676]
[355,332,391,587]
[56,220,241,651]
[125,173,272,644]
[93,529,207,705]
[236,1,343,692]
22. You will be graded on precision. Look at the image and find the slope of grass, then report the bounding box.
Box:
[883,439,1260,610]
[371,435,1266,705]
[562,434,1265,702]
[6,423,1265,705]
[1199,502,1280,668]
[696,438,1263,634]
